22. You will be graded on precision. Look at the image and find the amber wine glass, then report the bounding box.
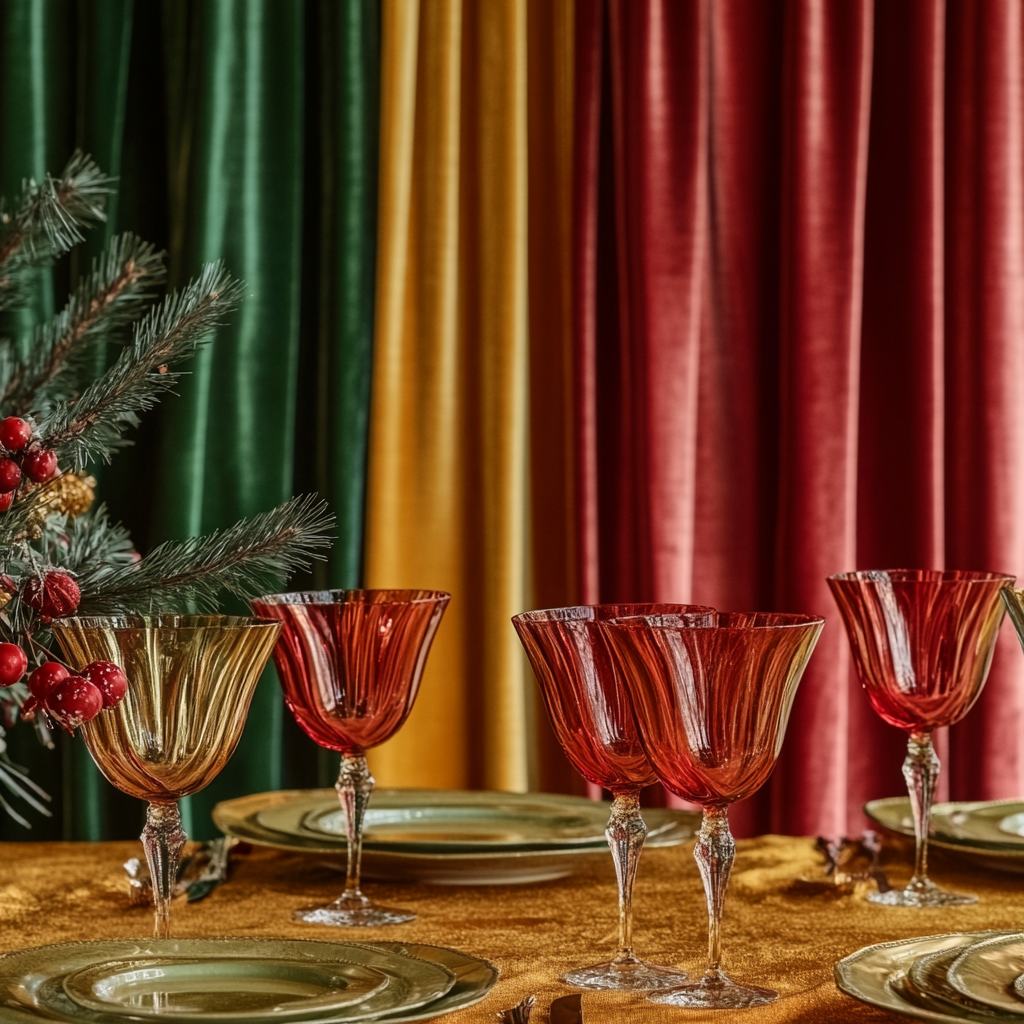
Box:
[513,604,712,991]
[604,612,823,1009]
[51,614,281,938]
[828,569,1012,907]
[250,589,449,927]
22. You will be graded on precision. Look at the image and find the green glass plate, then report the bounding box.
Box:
[948,934,1024,1016]
[906,943,1010,1020]
[262,789,672,851]
[364,943,499,1023]
[213,789,698,885]
[865,797,1024,873]
[0,938,454,1024]
[62,957,388,1023]
[835,931,1012,1024]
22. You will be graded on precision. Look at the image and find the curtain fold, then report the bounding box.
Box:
[0,0,380,840]
[365,0,530,792]
[568,0,1024,835]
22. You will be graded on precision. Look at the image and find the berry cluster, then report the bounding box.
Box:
[0,417,56,512]
[0,643,127,732]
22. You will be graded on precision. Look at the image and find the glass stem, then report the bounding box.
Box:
[904,730,939,886]
[606,791,645,965]
[694,805,734,983]
[141,800,187,939]
[337,752,374,905]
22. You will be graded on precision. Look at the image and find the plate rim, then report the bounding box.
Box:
[946,933,1024,1016]
[835,930,1010,1024]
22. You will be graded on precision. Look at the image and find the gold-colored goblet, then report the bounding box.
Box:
[51,614,281,938]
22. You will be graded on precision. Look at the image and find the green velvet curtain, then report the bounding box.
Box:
[0,0,379,841]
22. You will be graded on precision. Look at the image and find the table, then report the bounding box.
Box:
[0,834,1019,1022]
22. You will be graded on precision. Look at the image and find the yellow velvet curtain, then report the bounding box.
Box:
[366,0,558,791]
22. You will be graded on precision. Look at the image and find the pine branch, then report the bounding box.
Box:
[51,504,136,576]
[76,495,334,614]
[0,153,113,312]
[37,262,244,468]
[3,235,167,416]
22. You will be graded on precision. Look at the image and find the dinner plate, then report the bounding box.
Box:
[214,789,698,885]
[906,944,1010,1020]
[835,931,1010,1023]
[365,943,498,1023]
[865,798,1024,873]
[0,938,454,1024]
[283,789,671,850]
[62,957,388,1022]
[948,934,1024,1016]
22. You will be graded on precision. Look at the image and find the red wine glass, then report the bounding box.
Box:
[250,589,449,926]
[513,604,713,991]
[604,611,823,1009]
[828,569,1012,907]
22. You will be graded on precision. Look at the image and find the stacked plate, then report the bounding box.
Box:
[213,789,698,885]
[0,937,498,1023]
[836,930,1024,1022]
[866,797,1024,873]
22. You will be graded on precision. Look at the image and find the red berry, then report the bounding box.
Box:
[0,575,16,596]
[0,417,31,452]
[27,661,69,701]
[23,571,80,620]
[48,676,103,729]
[22,448,56,484]
[0,643,27,686]
[0,459,21,493]
[81,661,127,709]
[0,492,13,512]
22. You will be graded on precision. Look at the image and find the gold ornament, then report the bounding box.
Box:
[28,473,96,529]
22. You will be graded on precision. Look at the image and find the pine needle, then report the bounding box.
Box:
[3,235,167,415]
[77,495,335,614]
[0,152,114,312]
[37,261,244,468]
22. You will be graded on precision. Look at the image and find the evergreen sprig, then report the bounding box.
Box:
[2,235,167,415]
[37,261,243,468]
[75,496,334,614]
[0,153,113,312]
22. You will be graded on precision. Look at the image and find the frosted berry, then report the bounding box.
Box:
[0,459,21,493]
[23,448,56,484]
[23,571,81,620]
[0,643,27,686]
[0,417,31,452]
[27,661,69,701]
[81,661,127,709]
[48,676,103,729]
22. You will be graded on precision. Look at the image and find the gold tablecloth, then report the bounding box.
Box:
[1,834,1019,1022]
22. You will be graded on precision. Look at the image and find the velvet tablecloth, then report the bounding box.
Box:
[0,834,1019,1022]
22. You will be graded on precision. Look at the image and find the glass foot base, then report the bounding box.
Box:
[561,958,688,991]
[294,896,415,927]
[867,878,977,908]
[649,973,777,1009]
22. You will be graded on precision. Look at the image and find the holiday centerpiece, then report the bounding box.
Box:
[0,154,332,823]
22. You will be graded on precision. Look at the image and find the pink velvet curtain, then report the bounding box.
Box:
[569,0,1024,836]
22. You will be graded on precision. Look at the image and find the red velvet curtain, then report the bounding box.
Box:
[572,0,1024,836]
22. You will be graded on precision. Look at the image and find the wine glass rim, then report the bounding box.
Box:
[253,589,451,606]
[605,611,825,630]
[51,614,281,631]
[512,603,715,624]
[829,568,1015,584]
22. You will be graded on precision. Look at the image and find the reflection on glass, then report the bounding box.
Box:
[828,569,1012,907]
[514,604,713,991]
[251,589,449,927]
[605,611,823,1009]
[51,615,281,938]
